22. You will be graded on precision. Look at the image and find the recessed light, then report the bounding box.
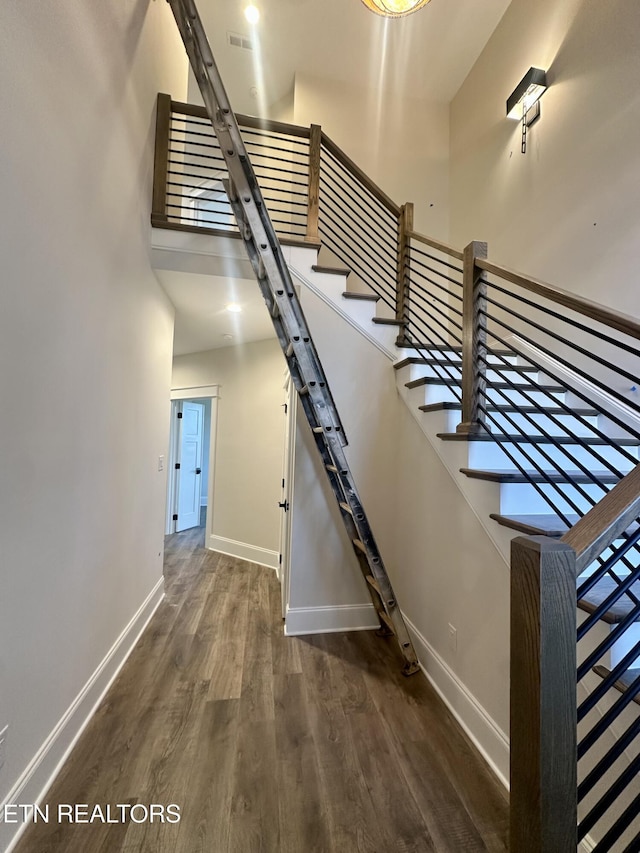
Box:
[244,5,260,25]
[226,303,242,313]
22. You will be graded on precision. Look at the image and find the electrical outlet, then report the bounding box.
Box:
[0,725,8,771]
[448,623,457,653]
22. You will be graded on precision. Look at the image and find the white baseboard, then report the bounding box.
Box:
[402,613,510,789]
[0,577,165,853]
[284,603,378,636]
[208,535,279,570]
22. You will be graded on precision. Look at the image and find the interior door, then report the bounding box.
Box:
[177,401,205,532]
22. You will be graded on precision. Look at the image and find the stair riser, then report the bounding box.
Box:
[339,298,377,327]
[467,442,638,474]
[407,364,539,385]
[399,348,519,366]
[499,481,613,516]
[580,555,640,577]
[609,624,640,668]
[439,409,600,437]
[486,388,566,407]
[487,411,599,437]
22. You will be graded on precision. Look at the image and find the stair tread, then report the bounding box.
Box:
[312,264,350,276]
[437,432,639,446]
[460,467,621,484]
[490,512,579,536]
[593,665,640,701]
[342,290,380,302]
[579,577,640,623]
[405,376,564,392]
[373,317,405,326]
[419,401,598,416]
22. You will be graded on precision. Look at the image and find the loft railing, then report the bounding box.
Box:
[151,89,640,851]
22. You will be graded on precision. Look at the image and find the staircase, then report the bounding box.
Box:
[154,1,640,847]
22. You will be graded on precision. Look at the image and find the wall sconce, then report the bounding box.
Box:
[506,67,547,153]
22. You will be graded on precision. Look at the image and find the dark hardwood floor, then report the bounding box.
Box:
[15,522,509,852]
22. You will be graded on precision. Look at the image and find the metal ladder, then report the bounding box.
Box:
[167,0,420,676]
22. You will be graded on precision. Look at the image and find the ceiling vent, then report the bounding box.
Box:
[227,32,253,51]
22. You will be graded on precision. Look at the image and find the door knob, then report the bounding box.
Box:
[278,500,289,511]
[195,468,202,474]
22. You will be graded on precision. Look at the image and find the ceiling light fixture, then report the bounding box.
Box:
[226,303,242,313]
[360,0,431,18]
[506,67,548,154]
[244,5,260,25]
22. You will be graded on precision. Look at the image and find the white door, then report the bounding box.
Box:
[278,376,295,616]
[177,401,205,532]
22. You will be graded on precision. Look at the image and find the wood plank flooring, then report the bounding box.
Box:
[14,523,509,852]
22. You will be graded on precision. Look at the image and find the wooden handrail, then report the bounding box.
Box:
[407,229,464,261]
[561,463,640,573]
[170,98,312,139]
[477,258,640,342]
[320,131,401,217]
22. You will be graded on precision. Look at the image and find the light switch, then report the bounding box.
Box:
[158,455,165,472]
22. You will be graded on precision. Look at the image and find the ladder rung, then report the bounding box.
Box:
[313,426,324,434]
[339,502,353,515]
[378,611,395,635]
[353,538,367,554]
[326,464,338,473]
[285,342,294,357]
[366,574,382,596]
[300,385,309,395]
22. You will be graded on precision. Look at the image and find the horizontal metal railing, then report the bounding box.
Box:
[152,96,312,243]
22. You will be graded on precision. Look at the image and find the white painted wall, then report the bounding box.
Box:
[172,339,286,561]
[293,73,450,240]
[450,0,640,315]
[292,277,509,776]
[0,1,188,846]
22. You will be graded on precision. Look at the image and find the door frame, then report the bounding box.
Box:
[166,384,220,537]
[279,373,297,617]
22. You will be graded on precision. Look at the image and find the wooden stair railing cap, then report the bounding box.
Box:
[477,258,640,341]
[561,464,640,573]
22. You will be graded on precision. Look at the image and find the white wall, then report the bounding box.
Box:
[293,73,450,240]
[291,271,509,775]
[0,1,188,846]
[450,0,640,315]
[172,339,286,563]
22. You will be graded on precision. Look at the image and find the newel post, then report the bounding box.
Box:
[305,124,322,243]
[457,240,488,435]
[396,202,414,341]
[151,93,172,225]
[510,535,578,853]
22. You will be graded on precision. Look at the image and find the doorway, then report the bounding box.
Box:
[166,386,219,537]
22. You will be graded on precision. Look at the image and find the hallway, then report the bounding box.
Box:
[15,527,509,852]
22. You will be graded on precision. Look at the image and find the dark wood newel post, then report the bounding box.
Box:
[151,93,172,225]
[510,535,578,853]
[396,202,414,339]
[305,124,322,243]
[457,240,488,435]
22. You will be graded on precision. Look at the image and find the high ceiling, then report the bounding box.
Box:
[196,0,512,114]
[165,0,512,356]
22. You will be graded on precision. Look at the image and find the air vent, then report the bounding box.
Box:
[227,31,253,51]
